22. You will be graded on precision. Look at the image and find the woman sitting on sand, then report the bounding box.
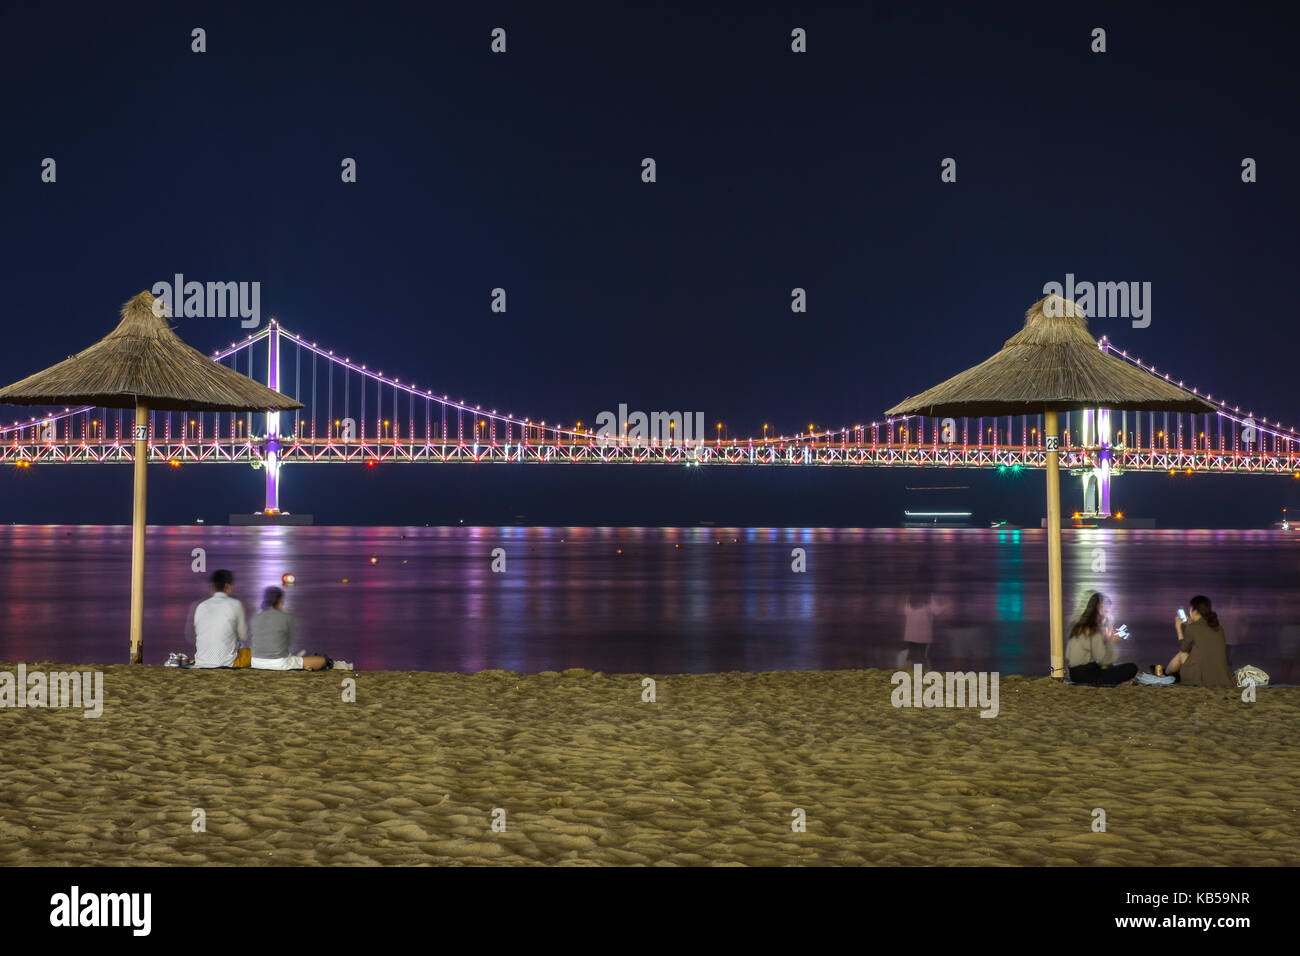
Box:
[1166,595,1233,687]
[250,587,330,671]
[1065,592,1138,685]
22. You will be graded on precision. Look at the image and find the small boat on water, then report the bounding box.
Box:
[903,510,972,527]
[902,484,972,527]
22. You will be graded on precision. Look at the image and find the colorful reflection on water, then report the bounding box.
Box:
[0,525,1296,678]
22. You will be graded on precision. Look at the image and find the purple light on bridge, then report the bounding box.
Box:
[265,323,280,513]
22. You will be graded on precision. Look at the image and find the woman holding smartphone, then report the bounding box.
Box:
[1065,592,1138,685]
[1166,595,1233,687]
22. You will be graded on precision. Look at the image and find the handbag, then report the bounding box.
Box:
[1235,665,1269,687]
[233,648,252,668]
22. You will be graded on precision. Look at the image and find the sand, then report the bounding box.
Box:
[0,664,1297,865]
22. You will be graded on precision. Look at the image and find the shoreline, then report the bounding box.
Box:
[2,664,1296,865]
[1,522,1296,531]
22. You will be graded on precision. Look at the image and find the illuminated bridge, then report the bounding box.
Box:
[3,322,1296,516]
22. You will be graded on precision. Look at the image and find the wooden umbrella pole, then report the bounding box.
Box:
[1045,409,1064,679]
[129,401,148,664]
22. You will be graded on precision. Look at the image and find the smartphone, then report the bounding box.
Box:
[1116,624,1129,640]
[1177,607,1188,623]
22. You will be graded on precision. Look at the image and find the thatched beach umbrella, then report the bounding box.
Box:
[0,290,301,663]
[887,295,1213,678]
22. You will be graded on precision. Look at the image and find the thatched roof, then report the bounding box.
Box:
[0,291,303,412]
[886,295,1216,418]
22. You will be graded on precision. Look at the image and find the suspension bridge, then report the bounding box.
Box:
[2,321,1296,517]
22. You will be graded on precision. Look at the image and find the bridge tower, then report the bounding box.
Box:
[264,320,281,513]
[1079,408,1113,516]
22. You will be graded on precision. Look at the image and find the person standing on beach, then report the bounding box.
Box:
[897,588,946,669]
[1166,595,1233,687]
[250,586,329,671]
[1065,592,1137,685]
[193,569,248,668]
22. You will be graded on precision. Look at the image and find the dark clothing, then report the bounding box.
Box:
[1069,662,1138,685]
[1178,619,1233,687]
[1066,628,1134,684]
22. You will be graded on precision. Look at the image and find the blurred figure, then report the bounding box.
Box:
[1066,592,1137,685]
[1276,591,1300,684]
[1221,594,1255,670]
[1166,595,1233,687]
[943,623,988,672]
[250,586,329,671]
[193,569,248,668]
[897,587,947,669]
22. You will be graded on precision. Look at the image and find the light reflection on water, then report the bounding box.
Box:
[0,525,1296,678]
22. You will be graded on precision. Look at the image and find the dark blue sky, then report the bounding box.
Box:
[1,1,1296,526]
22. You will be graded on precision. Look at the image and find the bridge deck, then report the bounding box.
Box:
[3,437,1297,475]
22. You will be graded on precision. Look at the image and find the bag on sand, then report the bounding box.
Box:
[233,648,252,668]
[1235,665,1269,688]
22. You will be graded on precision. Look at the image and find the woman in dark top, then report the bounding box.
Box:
[1166,594,1233,687]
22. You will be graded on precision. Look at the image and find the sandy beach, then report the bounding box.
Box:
[1,664,1296,866]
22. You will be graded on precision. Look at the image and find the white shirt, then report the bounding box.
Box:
[193,592,248,668]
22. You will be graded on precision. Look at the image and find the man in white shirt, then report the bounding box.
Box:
[193,569,248,668]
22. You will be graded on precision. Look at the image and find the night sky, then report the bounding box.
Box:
[1,1,1296,527]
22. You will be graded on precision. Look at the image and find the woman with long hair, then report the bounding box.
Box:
[1166,595,1233,687]
[1065,592,1138,685]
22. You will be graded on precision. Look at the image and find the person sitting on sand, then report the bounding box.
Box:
[1065,592,1138,685]
[193,569,248,669]
[250,586,329,671]
[1166,595,1233,687]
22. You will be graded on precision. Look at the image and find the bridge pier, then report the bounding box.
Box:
[265,321,280,513]
[1080,408,1114,517]
[1098,409,1112,515]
